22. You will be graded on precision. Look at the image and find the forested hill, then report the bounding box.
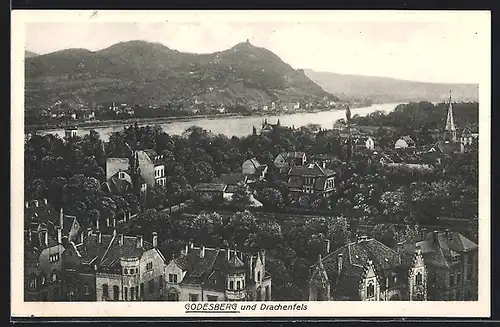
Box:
[304,69,479,103]
[24,40,336,109]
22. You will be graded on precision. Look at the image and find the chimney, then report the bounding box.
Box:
[184,244,189,255]
[106,217,110,227]
[34,200,39,207]
[136,235,143,249]
[43,198,48,205]
[25,201,29,208]
[433,230,439,244]
[190,242,194,249]
[421,227,428,240]
[445,228,451,240]
[95,217,100,231]
[318,253,322,263]
[86,227,92,236]
[152,232,158,248]
[337,253,343,274]
[199,245,205,258]
[59,207,64,230]
[41,229,48,246]
[322,161,326,169]
[80,231,84,244]
[247,254,254,279]
[28,230,32,243]
[227,249,231,261]
[113,228,117,237]
[57,226,62,244]
[118,234,124,246]
[97,231,102,244]
[324,239,331,254]
[113,218,116,229]
[260,249,266,265]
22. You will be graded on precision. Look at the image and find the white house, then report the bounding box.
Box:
[394,136,416,149]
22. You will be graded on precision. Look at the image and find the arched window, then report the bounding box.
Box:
[367,281,375,298]
[40,275,47,286]
[51,271,58,282]
[416,272,422,285]
[257,271,261,281]
[236,281,241,290]
[229,280,234,290]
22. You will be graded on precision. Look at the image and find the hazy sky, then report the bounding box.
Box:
[24,12,488,84]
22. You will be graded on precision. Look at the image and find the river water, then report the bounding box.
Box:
[38,102,402,142]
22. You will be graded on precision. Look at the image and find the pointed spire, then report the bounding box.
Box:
[444,90,457,142]
[345,105,351,123]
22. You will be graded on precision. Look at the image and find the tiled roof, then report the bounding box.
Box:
[24,228,60,253]
[401,135,415,144]
[143,149,158,159]
[402,230,478,268]
[225,185,238,193]
[194,183,227,192]
[313,238,405,296]
[75,233,157,272]
[289,163,335,177]
[24,200,58,226]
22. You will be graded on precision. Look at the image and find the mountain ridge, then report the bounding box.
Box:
[304,69,479,103]
[25,40,336,109]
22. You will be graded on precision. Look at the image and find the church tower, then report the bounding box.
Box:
[444,91,457,142]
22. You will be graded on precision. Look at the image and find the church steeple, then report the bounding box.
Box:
[444,90,457,142]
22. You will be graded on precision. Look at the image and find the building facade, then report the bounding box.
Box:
[308,236,427,301]
[402,229,478,301]
[287,162,336,198]
[61,230,167,301]
[164,244,272,302]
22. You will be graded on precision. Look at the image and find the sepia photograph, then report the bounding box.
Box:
[11,10,490,318]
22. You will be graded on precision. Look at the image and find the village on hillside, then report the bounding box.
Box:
[24,92,479,302]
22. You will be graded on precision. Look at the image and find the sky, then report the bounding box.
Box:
[24,11,488,84]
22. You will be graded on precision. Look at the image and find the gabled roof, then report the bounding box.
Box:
[75,233,157,272]
[430,140,460,155]
[143,149,158,159]
[243,158,261,169]
[194,183,227,192]
[105,173,133,195]
[24,200,58,226]
[288,163,335,177]
[402,230,478,268]
[311,237,405,297]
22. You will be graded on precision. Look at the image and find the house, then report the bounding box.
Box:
[194,183,227,206]
[164,244,272,301]
[241,158,268,181]
[401,229,478,301]
[61,230,167,301]
[24,199,82,243]
[274,152,307,171]
[213,173,249,200]
[428,140,461,156]
[460,128,479,153]
[106,149,166,189]
[309,154,341,169]
[260,119,280,134]
[394,136,415,149]
[104,157,148,203]
[287,162,336,197]
[355,136,375,150]
[308,236,427,301]
[24,225,66,301]
[64,126,78,139]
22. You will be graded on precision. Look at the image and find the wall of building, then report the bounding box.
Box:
[179,283,204,301]
[139,248,167,301]
[96,273,122,301]
[242,161,257,175]
[137,151,155,187]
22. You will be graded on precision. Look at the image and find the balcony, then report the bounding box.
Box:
[225,289,246,301]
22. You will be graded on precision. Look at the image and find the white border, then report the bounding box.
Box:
[11,10,491,318]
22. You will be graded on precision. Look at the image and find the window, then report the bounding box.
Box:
[124,287,128,301]
[236,281,241,290]
[136,268,139,274]
[140,283,144,298]
[415,272,422,285]
[146,262,153,271]
[29,275,37,290]
[457,270,462,284]
[449,272,455,287]
[113,285,120,301]
[102,284,109,299]
[159,275,164,289]
[136,286,139,300]
[41,276,46,285]
[119,172,125,179]
[168,274,178,283]
[123,269,128,275]
[467,265,473,281]
[149,279,155,294]
[84,284,90,295]
[257,271,261,282]
[52,272,57,282]
[131,287,135,301]
[207,295,218,302]
[367,281,375,298]
[229,280,234,290]
[189,293,199,301]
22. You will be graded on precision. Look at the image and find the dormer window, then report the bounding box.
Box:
[118,171,126,179]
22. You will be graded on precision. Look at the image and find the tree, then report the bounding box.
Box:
[230,182,253,209]
[257,187,284,208]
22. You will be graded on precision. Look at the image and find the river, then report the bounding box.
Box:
[37,103,403,142]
